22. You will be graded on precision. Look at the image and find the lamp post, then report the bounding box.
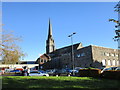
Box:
[68,32,76,76]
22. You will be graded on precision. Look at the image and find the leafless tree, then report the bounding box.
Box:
[0,30,25,64]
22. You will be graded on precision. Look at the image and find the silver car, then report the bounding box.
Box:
[29,70,49,77]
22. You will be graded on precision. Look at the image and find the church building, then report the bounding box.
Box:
[37,19,120,70]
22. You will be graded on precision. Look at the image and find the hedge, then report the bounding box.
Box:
[101,70,120,80]
[76,68,120,80]
[78,69,101,77]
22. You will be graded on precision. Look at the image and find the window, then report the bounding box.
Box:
[111,53,115,57]
[104,52,110,56]
[41,59,43,63]
[44,60,47,63]
[113,60,116,66]
[77,54,81,58]
[108,60,111,66]
[117,60,120,66]
[102,59,106,66]
[104,53,109,56]
[116,54,118,57]
[101,52,104,56]
[81,53,85,56]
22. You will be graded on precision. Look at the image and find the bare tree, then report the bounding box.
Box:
[0,30,25,64]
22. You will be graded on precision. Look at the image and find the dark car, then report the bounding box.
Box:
[53,69,71,76]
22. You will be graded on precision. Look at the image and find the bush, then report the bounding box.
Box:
[101,70,120,80]
[78,69,101,77]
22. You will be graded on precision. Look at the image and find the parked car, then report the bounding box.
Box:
[29,70,49,76]
[39,70,46,73]
[101,67,117,73]
[53,69,71,76]
[46,69,56,75]
[115,67,120,70]
[10,70,21,73]
[68,69,79,73]
[4,69,14,73]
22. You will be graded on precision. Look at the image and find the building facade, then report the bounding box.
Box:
[43,44,119,69]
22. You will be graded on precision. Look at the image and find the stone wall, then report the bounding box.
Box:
[91,45,119,68]
[74,45,93,68]
[43,45,120,69]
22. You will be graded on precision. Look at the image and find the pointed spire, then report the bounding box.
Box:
[48,18,52,39]
[46,19,55,54]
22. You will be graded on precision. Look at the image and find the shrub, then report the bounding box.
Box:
[78,69,101,77]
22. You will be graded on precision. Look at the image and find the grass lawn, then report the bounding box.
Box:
[1,76,120,89]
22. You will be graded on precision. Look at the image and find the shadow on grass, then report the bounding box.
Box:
[1,76,120,89]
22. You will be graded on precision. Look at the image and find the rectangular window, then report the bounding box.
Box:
[102,59,106,66]
[106,53,109,56]
[104,52,109,56]
[77,54,81,58]
[41,59,43,63]
[116,54,118,57]
[113,60,116,66]
[81,53,85,56]
[111,53,115,57]
[117,60,120,66]
[44,60,47,63]
[108,60,111,66]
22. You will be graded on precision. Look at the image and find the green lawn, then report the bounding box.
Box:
[1,76,120,89]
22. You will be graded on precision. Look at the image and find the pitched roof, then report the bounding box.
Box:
[49,42,82,55]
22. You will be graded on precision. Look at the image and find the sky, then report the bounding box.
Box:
[2,2,118,61]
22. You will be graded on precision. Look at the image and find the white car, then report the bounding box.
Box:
[115,67,120,70]
[101,67,117,73]
[29,71,49,77]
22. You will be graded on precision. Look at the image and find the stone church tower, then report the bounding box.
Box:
[46,19,55,54]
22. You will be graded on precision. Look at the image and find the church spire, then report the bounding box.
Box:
[48,19,52,39]
[46,19,55,54]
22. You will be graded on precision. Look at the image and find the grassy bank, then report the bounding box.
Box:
[1,76,120,89]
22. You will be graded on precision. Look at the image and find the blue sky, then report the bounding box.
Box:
[2,2,118,61]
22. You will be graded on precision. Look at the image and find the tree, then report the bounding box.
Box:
[0,30,25,64]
